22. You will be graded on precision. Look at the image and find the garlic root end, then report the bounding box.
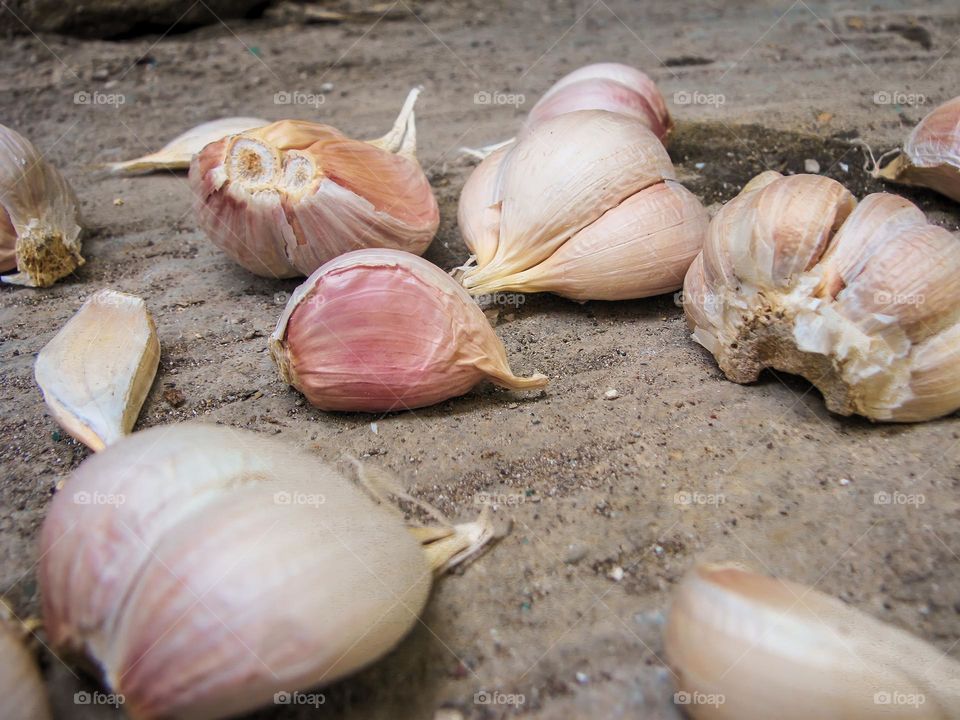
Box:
[368,86,423,157]
[416,508,495,575]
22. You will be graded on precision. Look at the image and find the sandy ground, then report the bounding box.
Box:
[2,1,960,718]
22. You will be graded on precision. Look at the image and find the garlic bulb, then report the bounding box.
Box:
[105,116,266,175]
[0,124,83,287]
[35,289,160,451]
[684,170,960,422]
[460,110,707,301]
[190,88,439,278]
[524,63,672,142]
[40,424,490,720]
[664,562,960,719]
[873,96,960,202]
[270,249,548,412]
[0,614,51,720]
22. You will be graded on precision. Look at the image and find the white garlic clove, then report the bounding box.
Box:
[0,124,83,288]
[875,96,960,202]
[190,89,439,279]
[462,110,675,291]
[665,562,960,719]
[0,615,51,720]
[270,249,548,412]
[457,145,507,268]
[462,180,707,301]
[35,289,160,451]
[103,116,267,175]
[684,171,960,421]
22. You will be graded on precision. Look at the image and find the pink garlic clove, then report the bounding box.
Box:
[457,146,507,268]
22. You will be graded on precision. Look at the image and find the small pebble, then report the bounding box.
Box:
[839,162,849,173]
[575,671,589,684]
[113,197,124,206]
[603,388,619,400]
[162,388,186,408]
[804,158,820,173]
[564,543,588,564]
[320,81,334,93]
[694,161,705,170]
[608,566,624,581]
[370,422,378,434]
[839,477,850,486]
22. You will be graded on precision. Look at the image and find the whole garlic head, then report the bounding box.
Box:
[683,171,960,422]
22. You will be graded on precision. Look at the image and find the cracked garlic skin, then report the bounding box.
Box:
[684,171,960,422]
[665,563,960,719]
[189,89,439,278]
[0,124,83,287]
[0,619,51,720]
[271,249,548,412]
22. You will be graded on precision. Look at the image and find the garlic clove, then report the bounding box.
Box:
[462,110,675,290]
[665,562,960,719]
[270,249,547,412]
[0,613,51,720]
[34,289,160,451]
[463,180,707,301]
[190,90,439,279]
[0,124,83,287]
[104,116,267,175]
[457,145,508,268]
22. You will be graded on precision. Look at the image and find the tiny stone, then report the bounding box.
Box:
[370,422,378,434]
[113,197,124,206]
[163,388,186,408]
[804,158,820,173]
[507,402,519,409]
[603,388,619,400]
[564,543,588,564]
[839,477,850,486]
[320,82,334,93]
[608,566,624,581]
[839,162,849,172]
[575,672,589,684]
[694,161,705,170]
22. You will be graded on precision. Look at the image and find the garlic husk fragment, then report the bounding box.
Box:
[874,96,960,202]
[0,124,83,287]
[104,116,267,175]
[683,171,960,422]
[665,562,960,719]
[270,249,548,412]
[461,110,677,292]
[35,289,159,450]
[40,424,491,720]
[189,88,439,278]
[0,613,51,720]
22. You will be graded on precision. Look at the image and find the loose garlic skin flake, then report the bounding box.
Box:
[0,124,83,287]
[0,620,51,720]
[684,171,960,422]
[271,249,548,412]
[665,563,960,720]
[190,89,439,278]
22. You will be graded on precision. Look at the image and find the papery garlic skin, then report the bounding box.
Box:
[270,249,548,412]
[190,89,439,278]
[40,424,435,720]
[683,171,960,422]
[0,620,51,720]
[457,146,507,267]
[665,563,960,720]
[0,124,83,287]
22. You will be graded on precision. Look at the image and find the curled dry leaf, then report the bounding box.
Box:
[35,289,160,450]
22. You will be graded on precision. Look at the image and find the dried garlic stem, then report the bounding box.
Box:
[368,86,422,158]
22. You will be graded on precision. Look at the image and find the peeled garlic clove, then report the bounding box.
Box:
[0,124,83,287]
[0,616,51,720]
[270,249,547,412]
[875,96,960,202]
[525,63,672,142]
[684,171,960,421]
[190,88,440,278]
[462,110,675,291]
[104,116,267,175]
[457,145,507,267]
[665,562,960,719]
[35,289,160,450]
[465,180,707,301]
[41,424,490,719]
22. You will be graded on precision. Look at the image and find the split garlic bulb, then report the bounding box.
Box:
[190,88,439,278]
[0,616,51,720]
[0,124,83,287]
[40,424,490,720]
[460,110,707,301]
[524,62,672,142]
[874,95,960,202]
[664,562,960,719]
[270,249,548,412]
[684,170,960,422]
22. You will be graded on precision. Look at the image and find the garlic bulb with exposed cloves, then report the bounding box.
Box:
[459,110,707,301]
[664,562,960,719]
[40,424,491,720]
[683,171,960,422]
[35,289,159,450]
[271,249,548,412]
[873,95,960,202]
[0,613,51,720]
[105,116,266,175]
[190,88,439,278]
[0,124,83,287]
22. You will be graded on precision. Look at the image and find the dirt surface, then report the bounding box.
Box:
[3,1,960,718]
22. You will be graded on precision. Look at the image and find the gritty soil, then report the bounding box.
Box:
[2,2,960,719]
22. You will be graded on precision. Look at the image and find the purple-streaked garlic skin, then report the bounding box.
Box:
[40,424,432,720]
[270,249,547,413]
